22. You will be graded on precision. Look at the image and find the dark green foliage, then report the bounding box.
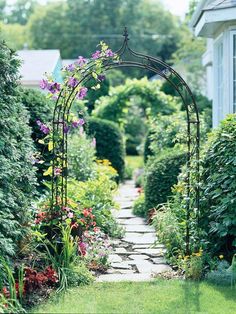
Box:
[86,118,125,180]
[200,115,236,259]
[144,130,154,163]
[19,88,54,191]
[145,149,186,211]
[0,41,36,259]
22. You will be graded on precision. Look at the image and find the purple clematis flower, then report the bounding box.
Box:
[68,77,78,88]
[98,74,106,82]
[72,118,85,128]
[48,82,61,94]
[92,50,101,59]
[63,123,70,134]
[76,87,88,100]
[66,63,75,72]
[77,56,87,67]
[39,79,48,90]
[36,119,50,134]
[105,49,114,57]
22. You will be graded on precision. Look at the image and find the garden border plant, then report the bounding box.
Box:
[40,28,200,255]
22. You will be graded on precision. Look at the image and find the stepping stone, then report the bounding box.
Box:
[128,254,150,260]
[131,260,171,274]
[123,232,156,244]
[115,210,136,219]
[111,261,132,269]
[134,248,166,257]
[151,257,167,264]
[125,224,155,233]
[106,269,135,275]
[132,244,152,249]
[114,248,127,254]
[96,273,154,282]
[117,217,145,225]
[108,254,123,263]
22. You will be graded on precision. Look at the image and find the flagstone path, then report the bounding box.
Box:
[97,180,171,282]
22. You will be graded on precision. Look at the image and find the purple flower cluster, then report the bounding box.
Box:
[92,50,101,59]
[98,74,106,82]
[105,49,114,57]
[39,79,61,94]
[36,120,50,135]
[76,87,88,100]
[68,77,79,88]
[66,63,75,72]
[72,118,85,128]
[77,56,87,67]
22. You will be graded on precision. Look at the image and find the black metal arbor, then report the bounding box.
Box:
[52,28,200,254]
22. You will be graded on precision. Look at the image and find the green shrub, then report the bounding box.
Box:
[145,148,186,211]
[132,194,145,218]
[68,131,96,181]
[86,117,125,180]
[0,41,36,259]
[19,87,54,191]
[65,263,94,287]
[152,203,185,263]
[200,114,236,259]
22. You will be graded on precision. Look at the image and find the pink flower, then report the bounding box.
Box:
[105,49,114,57]
[92,50,101,59]
[92,137,96,147]
[76,87,88,100]
[68,212,74,219]
[72,118,85,128]
[54,167,62,176]
[77,56,87,67]
[39,79,48,90]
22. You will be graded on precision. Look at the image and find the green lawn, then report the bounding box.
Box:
[33,280,236,314]
[126,155,144,171]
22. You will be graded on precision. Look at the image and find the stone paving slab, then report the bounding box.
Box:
[115,210,136,219]
[97,273,154,282]
[123,232,156,244]
[124,224,155,233]
[117,217,145,225]
[134,248,166,257]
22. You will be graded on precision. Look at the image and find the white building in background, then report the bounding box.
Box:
[190,0,236,127]
[17,49,63,88]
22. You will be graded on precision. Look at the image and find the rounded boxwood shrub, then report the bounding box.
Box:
[0,41,36,259]
[86,117,125,180]
[200,114,236,259]
[145,148,186,212]
[19,88,54,191]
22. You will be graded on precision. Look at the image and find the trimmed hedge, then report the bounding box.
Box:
[86,118,125,180]
[145,148,186,212]
[200,114,236,259]
[19,88,54,191]
[0,42,36,259]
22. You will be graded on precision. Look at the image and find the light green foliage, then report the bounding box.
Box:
[64,263,94,288]
[132,194,145,218]
[200,115,236,259]
[68,131,96,182]
[33,281,236,314]
[67,164,122,237]
[3,0,36,25]
[93,78,178,125]
[0,22,28,50]
[0,41,36,259]
[152,203,185,263]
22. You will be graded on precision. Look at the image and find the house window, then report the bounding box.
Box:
[215,38,224,120]
[232,33,236,113]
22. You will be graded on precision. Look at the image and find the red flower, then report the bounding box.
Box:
[2,287,10,298]
[83,209,90,217]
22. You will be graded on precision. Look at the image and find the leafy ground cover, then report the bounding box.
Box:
[33,280,236,314]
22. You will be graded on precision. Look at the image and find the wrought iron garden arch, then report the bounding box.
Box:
[52,28,200,254]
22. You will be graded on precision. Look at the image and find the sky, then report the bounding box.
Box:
[6,0,191,19]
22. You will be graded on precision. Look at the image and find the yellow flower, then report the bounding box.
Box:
[219,255,224,260]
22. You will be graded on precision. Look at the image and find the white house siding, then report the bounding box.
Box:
[190,0,236,127]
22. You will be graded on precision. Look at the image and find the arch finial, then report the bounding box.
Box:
[123,27,129,41]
